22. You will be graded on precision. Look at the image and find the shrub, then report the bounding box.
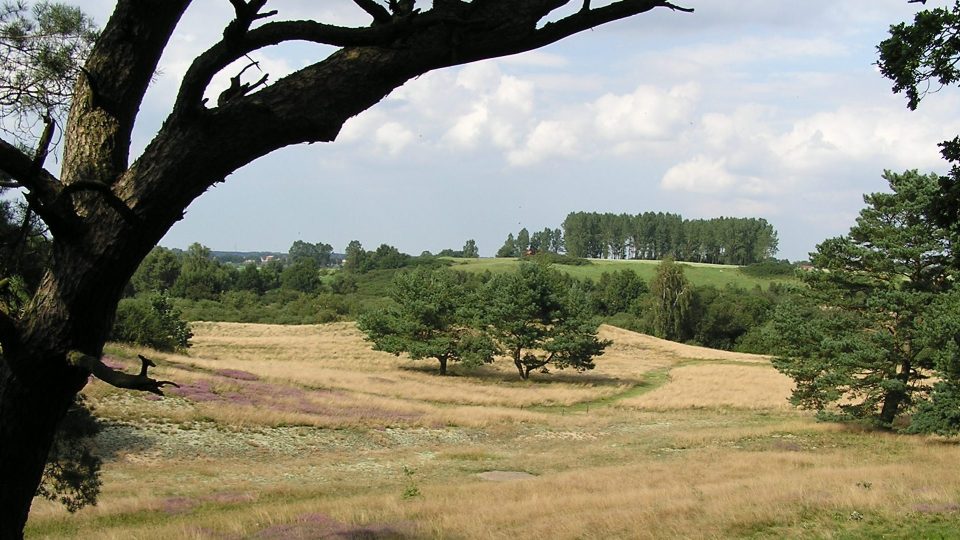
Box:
[738,259,795,278]
[526,252,591,266]
[111,292,192,351]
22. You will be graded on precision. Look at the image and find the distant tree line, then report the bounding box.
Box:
[118,232,797,355]
[114,238,441,347]
[561,212,779,265]
[431,239,480,258]
[497,227,564,257]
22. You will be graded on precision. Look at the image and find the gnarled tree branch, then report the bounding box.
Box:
[31,116,56,171]
[353,0,392,24]
[225,0,277,42]
[60,0,190,185]
[217,59,269,106]
[0,135,74,235]
[0,137,59,199]
[173,18,427,115]
[67,352,179,396]
[529,0,693,53]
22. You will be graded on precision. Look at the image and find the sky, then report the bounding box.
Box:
[63,1,960,260]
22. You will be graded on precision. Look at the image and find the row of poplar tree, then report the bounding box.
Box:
[560,211,779,264]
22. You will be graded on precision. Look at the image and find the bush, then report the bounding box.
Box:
[526,252,591,266]
[111,292,192,351]
[738,259,795,278]
[603,312,646,333]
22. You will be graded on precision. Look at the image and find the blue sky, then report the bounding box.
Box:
[70,1,960,260]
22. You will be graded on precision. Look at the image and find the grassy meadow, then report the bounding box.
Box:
[443,257,794,290]
[26,322,960,539]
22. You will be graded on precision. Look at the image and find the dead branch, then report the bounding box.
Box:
[68,351,179,396]
[353,0,392,24]
[174,20,403,115]
[31,115,55,171]
[217,59,270,106]
[523,0,693,54]
[389,0,417,17]
[0,137,59,201]
[225,0,278,42]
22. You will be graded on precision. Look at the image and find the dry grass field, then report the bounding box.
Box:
[25,322,960,539]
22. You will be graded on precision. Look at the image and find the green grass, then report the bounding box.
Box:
[443,257,795,289]
[533,366,672,414]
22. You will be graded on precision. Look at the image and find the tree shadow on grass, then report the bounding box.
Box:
[91,420,158,461]
[250,513,415,540]
[397,362,639,387]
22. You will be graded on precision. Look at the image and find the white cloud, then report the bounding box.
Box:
[494,76,535,113]
[661,156,737,194]
[690,198,781,219]
[374,122,415,156]
[337,109,387,143]
[592,83,699,140]
[508,121,580,166]
[456,62,503,93]
[770,106,955,172]
[445,104,489,148]
[441,69,536,150]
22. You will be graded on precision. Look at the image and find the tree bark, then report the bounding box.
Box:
[879,357,913,426]
[514,349,528,380]
[438,356,448,376]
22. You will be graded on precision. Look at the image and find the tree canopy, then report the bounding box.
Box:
[562,211,778,263]
[648,257,692,341]
[771,170,953,428]
[357,267,494,375]
[878,1,960,255]
[479,263,610,380]
[0,1,97,142]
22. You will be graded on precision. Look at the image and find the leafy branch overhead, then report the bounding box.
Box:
[878,1,960,247]
[0,1,98,141]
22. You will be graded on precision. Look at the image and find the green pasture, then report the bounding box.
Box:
[442,257,796,290]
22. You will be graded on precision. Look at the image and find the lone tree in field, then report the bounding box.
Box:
[357,267,495,375]
[0,1,695,534]
[479,263,610,380]
[771,170,953,428]
[648,257,692,341]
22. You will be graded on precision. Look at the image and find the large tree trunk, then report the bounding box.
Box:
[0,363,81,539]
[0,235,136,538]
[879,357,913,427]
